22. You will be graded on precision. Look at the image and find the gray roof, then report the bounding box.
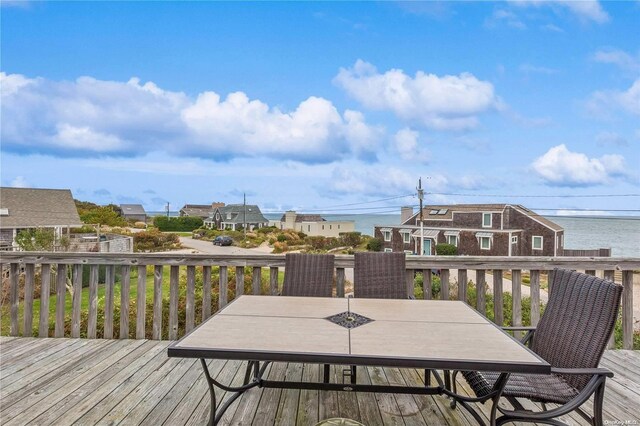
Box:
[120,204,146,216]
[279,213,326,223]
[216,204,268,224]
[0,187,82,229]
[180,205,213,217]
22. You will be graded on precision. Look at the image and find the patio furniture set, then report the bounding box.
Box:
[168,252,622,426]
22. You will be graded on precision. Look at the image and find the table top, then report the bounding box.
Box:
[168,295,550,374]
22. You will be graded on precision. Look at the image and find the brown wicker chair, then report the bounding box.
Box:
[451,268,622,426]
[281,253,335,297]
[353,252,408,299]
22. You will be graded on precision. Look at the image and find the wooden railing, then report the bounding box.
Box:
[2,253,638,348]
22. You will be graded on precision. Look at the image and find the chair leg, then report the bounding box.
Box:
[593,380,606,426]
[450,371,459,409]
[351,365,357,384]
[323,364,330,383]
[424,369,431,386]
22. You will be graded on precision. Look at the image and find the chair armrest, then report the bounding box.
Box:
[550,367,614,378]
[501,326,537,331]
[408,295,416,300]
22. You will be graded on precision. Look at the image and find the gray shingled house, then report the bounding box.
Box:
[204,204,268,231]
[179,203,225,219]
[374,204,565,257]
[120,204,147,223]
[0,187,83,249]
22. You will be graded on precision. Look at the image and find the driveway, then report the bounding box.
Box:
[178,237,261,256]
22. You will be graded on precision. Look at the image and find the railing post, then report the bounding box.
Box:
[512,269,522,338]
[152,265,163,340]
[202,266,212,320]
[530,270,540,327]
[23,264,35,337]
[169,265,179,340]
[186,265,196,333]
[136,265,146,339]
[604,270,616,348]
[476,269,486,316]
[422,269,432,300]
[104,265,115,339]
[71,264,82,338]
[405,270,414,299]
[458,269,467,303]
[441,269,450,300]
[336,268,345,298]
[10,263,19,337]
[252,266,262,295]
[622,271,634,350]
[235,266,244,298]
[269,267,279,295]
[493,269,503,326]
[120,265,130,339]
[55,264,67,338]
[88,265,98,339]
[219,266,228,309]
[39,264,51,337]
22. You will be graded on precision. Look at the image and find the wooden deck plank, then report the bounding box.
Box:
[0,339,637,426]
[217,360,255,426]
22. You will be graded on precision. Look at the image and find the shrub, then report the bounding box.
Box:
[366,237,383,252]
[78,205,128,227]
[339,232,362,247]
[257,226,278,234]
[435,243,457,255]
[133,221,147,229]
[153,216,203,232]
[272,241,288,253]
[134,229,181,252]
[276,234,287,243]
[15,228,55,251]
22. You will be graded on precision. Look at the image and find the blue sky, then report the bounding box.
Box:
[1,1,638,215]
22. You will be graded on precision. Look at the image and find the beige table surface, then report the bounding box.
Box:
[171,295,548,372]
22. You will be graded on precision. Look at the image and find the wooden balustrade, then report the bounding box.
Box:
[2,253,638,348]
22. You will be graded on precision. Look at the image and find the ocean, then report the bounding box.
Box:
[150,212,639,257]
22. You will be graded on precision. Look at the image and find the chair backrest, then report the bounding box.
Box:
[354,252,407,299]
[532,268,622,390]
[281,253,335,297]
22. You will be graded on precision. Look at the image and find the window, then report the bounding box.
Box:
[403,232,410,244]
[308,225,311,231]
[338,224,340,229]
[322,225,324,230]
[446,235,458,246]
[383,231,391,241]
[511,236,518,244]
[480,236,491,250]
[384,248,393,253]
[404,250,413,255]
[532,236,543,250]
[329,225,332,230]
[482,213,492,228]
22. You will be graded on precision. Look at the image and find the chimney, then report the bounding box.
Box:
[400,206,413,224]
[284,210,297,229]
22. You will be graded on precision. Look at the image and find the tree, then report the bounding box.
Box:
[15,228,55,251]
[435,243,458,255]
[79,205,127,226]
[366,237,383,252]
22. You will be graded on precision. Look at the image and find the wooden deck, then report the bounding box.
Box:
[1,337,638,426]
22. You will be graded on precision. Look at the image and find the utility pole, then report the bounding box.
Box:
[166,202,170,218]
[243,193,247,242]
[417,178,424,255]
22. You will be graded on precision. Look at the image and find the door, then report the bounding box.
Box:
[422,238,432,255]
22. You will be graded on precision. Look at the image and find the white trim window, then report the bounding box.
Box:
[511,236,518,244]
[383,230,391,241]
[480,236,491,250]
[446,235,458,246]
[482,212,492,228]
[384,248,393,253]
[402,232,410,244]
[532,236,543,250]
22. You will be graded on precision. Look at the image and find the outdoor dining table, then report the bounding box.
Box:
[168,295,550,426]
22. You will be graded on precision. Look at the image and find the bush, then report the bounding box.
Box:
[339,232,362,247]
[257,226,278,234]
[276,234,287,243]
[366,237,383,252]
[133,221,147,229]
[153,216,203,232]
[78,204,128,227]
[15,228,55,251]
[134,229,181,252]
[435,243,457,255]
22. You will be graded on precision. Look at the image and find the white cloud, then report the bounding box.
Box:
[333,60,501,131]
[10,176,29,188]
[510,0,609,24]
[592,48,640,73]
[0,72,382,163]
[587,78,640,117]
[519,63,559,75]
[486,9,527,29]
[531,144,627,187]
[393,128,430,163]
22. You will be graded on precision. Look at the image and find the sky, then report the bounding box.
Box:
[1,1,639,216]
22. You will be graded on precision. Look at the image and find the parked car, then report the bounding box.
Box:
[213,236,233,246]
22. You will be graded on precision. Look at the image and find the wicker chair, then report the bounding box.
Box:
[452,268,622,426]
[353,252,408,299]
[281,253,335,297]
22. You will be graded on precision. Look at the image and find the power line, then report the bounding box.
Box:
[312,194,415,209]
[428,192,640,198]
